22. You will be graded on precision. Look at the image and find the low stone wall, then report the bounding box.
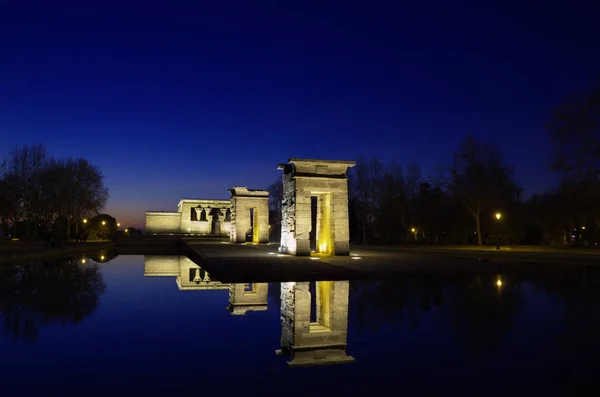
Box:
[145,212,181,234]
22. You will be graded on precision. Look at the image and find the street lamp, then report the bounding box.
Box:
[494,212,502,249]
[117,223,120,227]
[83,218,88,224]
[102,220,106,226]
[410,227,417,242]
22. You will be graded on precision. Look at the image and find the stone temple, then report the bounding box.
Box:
[145,199,231,235]
[277,158,355,256]
[145,188,271,243]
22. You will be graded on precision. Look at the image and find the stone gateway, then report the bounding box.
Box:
[277,158,355,256]
[229,187,270,243]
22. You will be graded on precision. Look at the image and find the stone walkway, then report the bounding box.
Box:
[181,240,509,282]
[181,240,600,283]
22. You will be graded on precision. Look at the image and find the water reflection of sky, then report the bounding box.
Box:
[1,255,599,396]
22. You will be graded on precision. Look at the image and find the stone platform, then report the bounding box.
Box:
[180,240,514,283]
[180,240,600,283]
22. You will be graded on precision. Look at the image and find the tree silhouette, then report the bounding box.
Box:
[0,257,106,342]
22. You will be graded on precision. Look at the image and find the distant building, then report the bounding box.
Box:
[145,199,231,235]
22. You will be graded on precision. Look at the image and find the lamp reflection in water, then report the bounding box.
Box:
[276,280,355,367]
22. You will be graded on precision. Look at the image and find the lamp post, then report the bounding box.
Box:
[411,227,417,243]
[494,212,502,250]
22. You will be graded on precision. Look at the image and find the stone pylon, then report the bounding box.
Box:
[277,158,355,256]
[229,187,270,243]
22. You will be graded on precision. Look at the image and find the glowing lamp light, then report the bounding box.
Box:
[100,255,105,261]
[102,220,106,226]
[81,259,86,264]
[83,219,88,224]
[496,279,502,287]
[411,228,416,233]
[495,213,502,220]
[117,223,121,227]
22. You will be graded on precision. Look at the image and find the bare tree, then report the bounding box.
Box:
[267,178,283,239]
[440,136,520,245]
[0,143,48,237]
[349,156,384,244]
[267,178,283,214]
[44,158,109,239]
[550,81,600,193]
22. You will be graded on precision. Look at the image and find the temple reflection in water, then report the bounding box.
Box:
[142,255,354,367]
[143,255,229,290]
[228,283,269,315]
[276,281,354,367]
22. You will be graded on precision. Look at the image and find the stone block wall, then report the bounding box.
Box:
[179,199,230,235]
[145,212,181,234]
[280,172,297,254]
[278,158,355,256]
[229,187,269,243]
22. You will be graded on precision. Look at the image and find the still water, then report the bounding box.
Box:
[1,253,599,396]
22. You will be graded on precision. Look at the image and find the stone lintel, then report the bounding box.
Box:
[229,302,268,307]
[288,343,348,351]
[286,356,356,368]
[229,186,269,197]
[288,158,356,166]
[178,198,231,208]
[291,173,348,180]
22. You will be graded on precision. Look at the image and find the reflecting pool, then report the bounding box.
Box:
[1,254,599,396]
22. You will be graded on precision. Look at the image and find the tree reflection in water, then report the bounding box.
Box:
[0,257,106,342]
[351,274,524,356]
[351,267,600,363]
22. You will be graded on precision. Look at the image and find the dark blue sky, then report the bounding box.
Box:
[1,0,599,228]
